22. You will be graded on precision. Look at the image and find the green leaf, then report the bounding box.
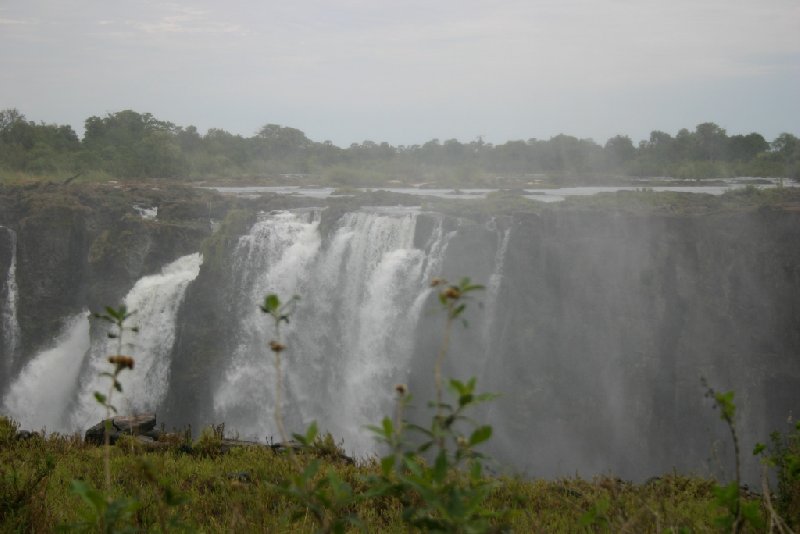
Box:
[380,455,396,477]
[449,379,467,396]
[753,442,766,456]
[432,450,448,484]
[94,392,107,404]
[714,390,736,421]
[263,294,280,314]
[305,421,318,444]
[382,417,393,439]
[469,425,493,447]
[470,460,483,480]
[302,459,320,480]
[403,456,424,478]
[740,501,765,530]
[70,479,107,512]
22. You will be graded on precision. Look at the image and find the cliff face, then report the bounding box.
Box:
[0,183,218,383]
[1,185,798,481]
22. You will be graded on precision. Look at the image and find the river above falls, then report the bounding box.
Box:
[207,178,795,202]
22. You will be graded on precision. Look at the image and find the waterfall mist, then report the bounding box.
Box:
[213,209,459,455]
[2,313,89,431]
[1,195,798,484]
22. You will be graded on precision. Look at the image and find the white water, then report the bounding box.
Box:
[68,253,203,429]
[2,313,90,431]
[214,209,454,454]
[481,222,511,366]
[209,179,797,203]
[133,205,158,219]
[1,226,20,376]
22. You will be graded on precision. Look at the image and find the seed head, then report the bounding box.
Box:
[443,286,461,300]
[269,340,286,353]
[430,277,445,287]
[108,355,135,370]
[395,383,407,396]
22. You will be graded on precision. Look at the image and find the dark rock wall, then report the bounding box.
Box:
[0,184,216,380]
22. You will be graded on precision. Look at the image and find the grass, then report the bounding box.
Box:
[0,420,758,533]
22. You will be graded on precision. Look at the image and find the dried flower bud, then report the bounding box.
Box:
[457,436,468,448]
[395,383,407,395]
[269,340,286,353]
[430,277,444,287]
[443,286,461,300]
[108,355,135,370]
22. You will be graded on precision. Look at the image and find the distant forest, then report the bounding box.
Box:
[1,108,798,186]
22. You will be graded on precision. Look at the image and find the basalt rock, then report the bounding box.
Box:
[84,413,160,445]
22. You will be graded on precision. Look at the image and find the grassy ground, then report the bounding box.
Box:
[0,418,782,533]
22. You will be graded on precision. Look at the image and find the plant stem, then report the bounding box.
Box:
[274,352,288,445]
[272,322,289,446]
[104,374,114,492]
[727,416,742,533]
[434,310,454,448]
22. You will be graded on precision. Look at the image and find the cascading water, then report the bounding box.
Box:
[2,313,90,431]
[214,208,454,455]
[481,222,511,367]
[3,253,202,432]
[69,253,203,429]
[1,226,20,379]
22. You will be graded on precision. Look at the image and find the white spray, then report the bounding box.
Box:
[2,313,90,431]
[1,226,20,377]
[214,208,452,455]
[69,253,203,429]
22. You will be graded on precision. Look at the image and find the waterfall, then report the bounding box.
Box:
[2,313,90,431]
[68,253,203,429]
[214,208,451,455]
[481,223,511,362]
[1,226,20,378]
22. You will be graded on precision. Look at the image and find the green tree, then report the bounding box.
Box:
[604,134,636,169]
[728,133,768,161]
[770,133,800,179]
[82,110,186,179]
[693,122,729,161]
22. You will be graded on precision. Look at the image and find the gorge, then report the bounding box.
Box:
[1,183,798,483]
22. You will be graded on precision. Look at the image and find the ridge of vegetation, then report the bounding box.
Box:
[1,109,799,187]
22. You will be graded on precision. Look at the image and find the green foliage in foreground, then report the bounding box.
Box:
[0,416,775,533]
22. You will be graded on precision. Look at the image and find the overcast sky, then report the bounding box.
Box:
[1,0,798,147]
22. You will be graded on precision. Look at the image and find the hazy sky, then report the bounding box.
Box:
[1,0,798,147]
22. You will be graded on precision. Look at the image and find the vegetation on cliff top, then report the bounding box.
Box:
[1,108,799,186]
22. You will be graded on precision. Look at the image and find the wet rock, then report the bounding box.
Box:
[84,413,157,445]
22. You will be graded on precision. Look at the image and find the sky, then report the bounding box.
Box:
[0,0,798,147]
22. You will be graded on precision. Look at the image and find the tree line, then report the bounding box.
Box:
[1,108,798,185]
